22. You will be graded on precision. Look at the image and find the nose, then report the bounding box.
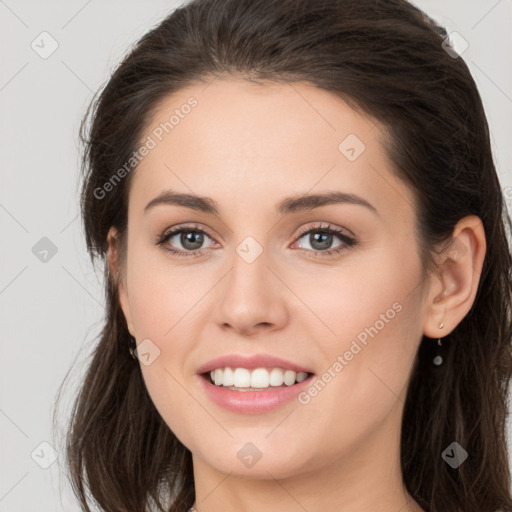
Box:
[214,245,289,337]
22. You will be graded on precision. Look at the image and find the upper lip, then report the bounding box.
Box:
[197,354,314,375]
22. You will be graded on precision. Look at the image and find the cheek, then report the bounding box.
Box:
[298,249,424,422]
[300,246,422,349]
[125,250,204,446]
[125,242,199,339]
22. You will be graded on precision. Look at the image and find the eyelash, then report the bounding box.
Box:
[156,222,357,259]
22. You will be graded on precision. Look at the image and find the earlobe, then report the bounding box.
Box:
[423,215,486,338]
[107,227,136,336]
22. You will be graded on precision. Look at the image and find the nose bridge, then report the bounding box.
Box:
[226,235,272,302]
[215,233,288,333]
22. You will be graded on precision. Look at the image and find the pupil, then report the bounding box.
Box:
[182,231,203,250]
[311,232,332,250]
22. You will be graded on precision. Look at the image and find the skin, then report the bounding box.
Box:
[107,77,486,512]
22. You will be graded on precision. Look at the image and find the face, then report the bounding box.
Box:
[114,77,430,480]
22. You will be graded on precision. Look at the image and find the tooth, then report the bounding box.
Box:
[214,368,223,386]
[223,367,234,386]
[207,367,311,388]
[233,368,251,387]
[296,371,308,383]
[269,368,284,386]
[283,370,297,386]
[251,368,270,388]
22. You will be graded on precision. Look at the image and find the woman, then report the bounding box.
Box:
[58,0,512,510]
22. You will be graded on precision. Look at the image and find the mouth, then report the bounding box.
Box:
[198,366,316,413]
[196,353,316,413]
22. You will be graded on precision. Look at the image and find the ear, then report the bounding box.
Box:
[423,215,486,338]
[107,227,136,336]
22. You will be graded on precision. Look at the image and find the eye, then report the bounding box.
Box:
[291,223,357,257]
[156,222,357,258]
[156,224,216,257]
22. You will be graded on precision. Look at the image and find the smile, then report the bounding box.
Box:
[199,368,315,414]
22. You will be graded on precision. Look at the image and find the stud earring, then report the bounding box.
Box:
[129,335,137,360]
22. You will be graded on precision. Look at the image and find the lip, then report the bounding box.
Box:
[196,353,314,375]
[198,372,315,414]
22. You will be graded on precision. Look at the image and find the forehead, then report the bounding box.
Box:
[129,78,414,221]
[138,77,378,166]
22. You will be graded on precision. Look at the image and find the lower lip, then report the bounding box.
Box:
[198,374,315,414]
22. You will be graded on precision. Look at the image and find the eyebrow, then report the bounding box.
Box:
[143,190,378,216]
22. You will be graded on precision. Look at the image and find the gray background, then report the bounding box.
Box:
[1,1,511,510]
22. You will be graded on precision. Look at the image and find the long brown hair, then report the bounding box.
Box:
[53,0,512,510]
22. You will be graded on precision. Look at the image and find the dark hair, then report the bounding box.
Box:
[54,0,512,511]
